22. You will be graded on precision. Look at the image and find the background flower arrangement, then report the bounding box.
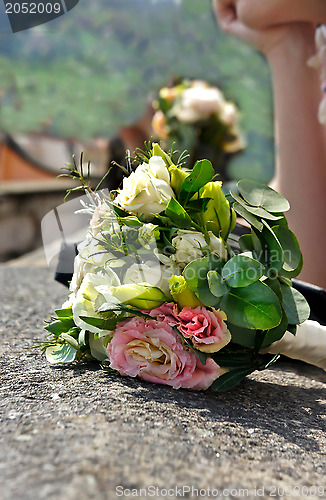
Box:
[41,142,310,392]
[151,79,245,179]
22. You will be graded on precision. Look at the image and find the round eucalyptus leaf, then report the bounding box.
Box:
[233,202,263,232]
[273,225,303,277]
[220,281,282,330]
[238,234,254,253]
[254,223,284,272]
[227,322,257,348]
[281,285,310,325]
[231,191,284,220]
[207,270,228,297]
[222,254,265,288]
[183,254,223,292]
[261,306,288,348]
[238,180,290,213]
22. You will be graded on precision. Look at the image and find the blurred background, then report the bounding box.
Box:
[0,0,274,262]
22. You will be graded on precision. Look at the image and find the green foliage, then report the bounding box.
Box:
[221,254,264,288]
[165,197,196,229]
[178,159,215,205]
[207,270,228,297]
[210,367,254,392]
[220,281,282,330]
[281,285,310,325]
[237,180,290,213]
[183,254,223,307]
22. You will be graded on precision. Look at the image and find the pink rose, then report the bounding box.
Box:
[108,316,220,390]
[147,302,179,326]
[177,307,231,353]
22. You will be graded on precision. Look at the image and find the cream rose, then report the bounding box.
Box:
[114,156,174,218]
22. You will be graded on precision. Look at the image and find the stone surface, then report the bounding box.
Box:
[1,266,326,500]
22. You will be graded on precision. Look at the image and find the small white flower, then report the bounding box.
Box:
[72,271,120,333]
[171,230,208,268]
[122,261,175,296]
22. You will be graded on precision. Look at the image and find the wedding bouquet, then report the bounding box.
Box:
[42,142,313,392]
[151,79,244,175]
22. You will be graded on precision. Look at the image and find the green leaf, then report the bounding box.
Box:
[165,197,194,228]
[238,179,290,213]
[272,226,303,278]
[233,202,263,232]
[261,306,288,348]
[183,255,223,307]
[211,350,254,367]
[220,281,282,330]
[185,197,211,213]
[46,343,77,364]
[281,285,310,325]
[254,223,284,273]
[287,324,297,335]
[221,254,265,288]
[227,322,257,348]
[230,191,284,220]
[238,234,254,253]
[210,368,254,392]
[178,159,214,204]
[207,270,228,297]
[183,254,223,291]
[263,277,282,300]
[80,315,118,331]
[55,308,73,320]
[196,288,221,308]
[45,321,70,337]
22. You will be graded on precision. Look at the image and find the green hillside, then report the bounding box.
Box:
[0,0,275,182]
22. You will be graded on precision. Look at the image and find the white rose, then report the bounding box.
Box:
[208,232,228,260]
[122,261,177,296]
[147,155,171,183]
[72,270,120,333]
[114,159,174,218]
[172,85,224,124]
[171,230,208,268]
